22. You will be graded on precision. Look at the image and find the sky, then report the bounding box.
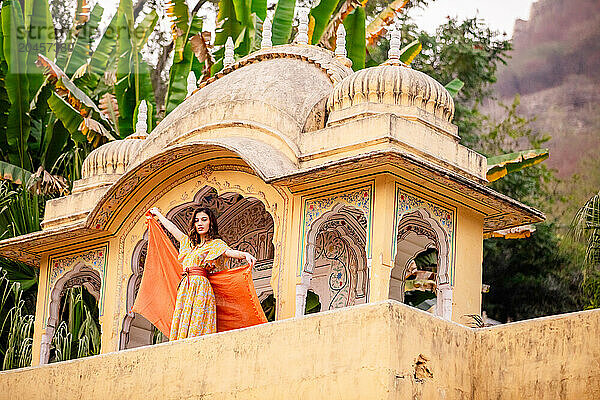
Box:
[409,0,536,36]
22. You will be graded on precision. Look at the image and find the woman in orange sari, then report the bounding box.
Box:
[148,207,256,340]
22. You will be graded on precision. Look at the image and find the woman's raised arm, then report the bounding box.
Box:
[225,249,257,268]
[148,207,186,242]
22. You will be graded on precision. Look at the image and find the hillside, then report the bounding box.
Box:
[494,0,600,180]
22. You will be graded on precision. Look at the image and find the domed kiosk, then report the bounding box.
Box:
[0,26,544,368]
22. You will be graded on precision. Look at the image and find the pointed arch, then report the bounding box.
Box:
[40,263,101,364]
[391,208,452,319]
[297,203,369,316]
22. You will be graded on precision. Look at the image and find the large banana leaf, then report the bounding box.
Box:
[64,4,103,78]
[486,148,549,182]
[28,83,52,159]
[87,13,119,89]
[134,10,158,49]
[165,0,190,44]
[444,78,464,98]
[115,0,155,138]
[165,42,194,114]
[233,0,253,28]
[343,7,366,71]
[2,0,32,171]
[215,0,243,47]
[37,55,116,143]
[0,20,9,151]
[271,0,296,45]
[318,0,366,49]
[165,14,203,115]
[251,0,267,21]
[41,117,69,170]
[399,40,422,65]
[47,93,86,143]
[56,0,91,69]
[365,0,408,47]
[0,161,32,185]
[25,0,55,99]
[310,0,341,45]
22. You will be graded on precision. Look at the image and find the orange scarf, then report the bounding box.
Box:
[132,216,267,336]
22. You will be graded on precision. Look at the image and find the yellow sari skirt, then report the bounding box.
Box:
[169,275,217,340]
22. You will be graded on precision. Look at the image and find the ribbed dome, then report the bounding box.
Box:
[81,138,144,179]
[327,64,455,123]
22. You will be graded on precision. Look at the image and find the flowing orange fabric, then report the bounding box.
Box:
[132,215,267,336]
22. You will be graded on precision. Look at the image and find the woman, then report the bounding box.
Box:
[148,206,256,340]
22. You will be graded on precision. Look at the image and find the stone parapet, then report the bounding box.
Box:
[2,301,598,400]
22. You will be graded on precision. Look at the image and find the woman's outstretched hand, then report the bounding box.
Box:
[244,252,257,268]
[148,207,162,218]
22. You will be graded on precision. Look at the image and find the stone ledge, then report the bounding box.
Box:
[2,301,599,400]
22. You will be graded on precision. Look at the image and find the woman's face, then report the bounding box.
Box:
[194,211,211,236]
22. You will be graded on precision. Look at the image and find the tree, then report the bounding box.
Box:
[569,191,600,309]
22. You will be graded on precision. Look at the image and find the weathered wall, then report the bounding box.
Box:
[473,309,600,400]
[3,301,599,400]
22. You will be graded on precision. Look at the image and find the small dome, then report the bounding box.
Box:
[81,137,144,179]
[327,64,455,122]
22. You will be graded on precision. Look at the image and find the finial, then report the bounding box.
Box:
[186,71,197,97]
[133,100,148,138]
[295,7,309,45]
[335,24,347,58]
[224,37,235,67]
[261,17,273,49]
[386,23,402,65]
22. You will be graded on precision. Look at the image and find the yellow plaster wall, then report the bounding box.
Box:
[452,206,484,322]
[5,302,599,400]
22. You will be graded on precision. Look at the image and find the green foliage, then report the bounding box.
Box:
[50,286,101,362]
[271,0,296,45]
[305,290,321,314]
[406,17,512,147]
[2,0,32,171]
[444,78,464,98]
[343,7,366,71]
[0,182,42,239]
[310,0,341,45]
[483,223,585,321]
[486,148,549,183]
[260,290,321,321]
[398,39,421,65]
[165,14,203,114]
[569,191,600,309]
[0,268,36,370]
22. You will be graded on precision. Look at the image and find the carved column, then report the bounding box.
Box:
[295,272,312,317]
[368,175,396,302]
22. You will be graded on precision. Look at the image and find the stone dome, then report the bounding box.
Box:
[327,63,455,123]
[81,137,145,179]
[128,45,355,169]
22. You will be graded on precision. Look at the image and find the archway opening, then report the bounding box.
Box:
[261,290,320,322]
[403,248,438,312]
[389,209,452,319]
[121,186,275,349]
[299,204,368,315]
[41,265,102,364]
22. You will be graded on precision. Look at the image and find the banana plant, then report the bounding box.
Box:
[37,55,117,146]
[0,0,55,175]
[164,0,205,114]
[486,148,549,183]
[114,0,157,138]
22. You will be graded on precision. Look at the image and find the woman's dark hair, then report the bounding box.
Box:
[188,207,220,246]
